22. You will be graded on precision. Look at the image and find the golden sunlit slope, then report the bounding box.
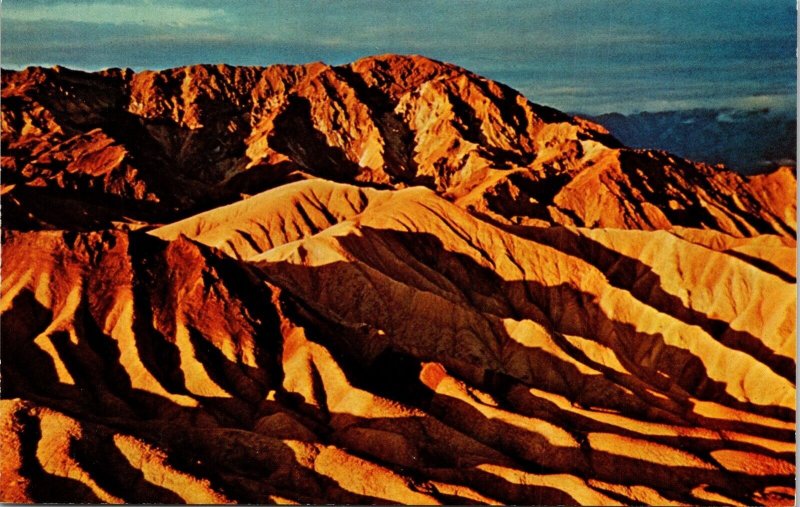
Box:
[2,178,796,505]
[1,55,796,505]
[151,179,393,259]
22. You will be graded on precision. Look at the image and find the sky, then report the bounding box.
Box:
[1,0,796,115]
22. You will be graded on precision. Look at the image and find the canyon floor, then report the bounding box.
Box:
[1,55,796,505]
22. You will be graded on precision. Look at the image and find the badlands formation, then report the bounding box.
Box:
[0,55,796,505]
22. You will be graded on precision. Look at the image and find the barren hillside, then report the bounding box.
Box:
[1,55,795,505]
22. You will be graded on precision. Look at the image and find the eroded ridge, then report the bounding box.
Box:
[1,55,796,505]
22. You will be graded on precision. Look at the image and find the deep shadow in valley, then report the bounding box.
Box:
[1,226,795,505]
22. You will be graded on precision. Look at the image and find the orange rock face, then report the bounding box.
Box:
[1,55,796,505]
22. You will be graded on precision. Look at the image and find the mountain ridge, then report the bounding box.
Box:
[3,55,794,237]
[1,54,796,505]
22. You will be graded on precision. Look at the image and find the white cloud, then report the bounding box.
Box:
[4,2,224,27]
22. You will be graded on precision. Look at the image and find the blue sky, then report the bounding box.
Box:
[1,0,796,114]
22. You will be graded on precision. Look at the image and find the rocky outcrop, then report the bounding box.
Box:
[2,56,794,236]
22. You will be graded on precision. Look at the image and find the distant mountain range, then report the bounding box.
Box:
[586,109,796,174]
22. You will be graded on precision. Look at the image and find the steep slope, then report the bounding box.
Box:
[3,180,795,505]
[0,227,447,504]
[2,55,794,236]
